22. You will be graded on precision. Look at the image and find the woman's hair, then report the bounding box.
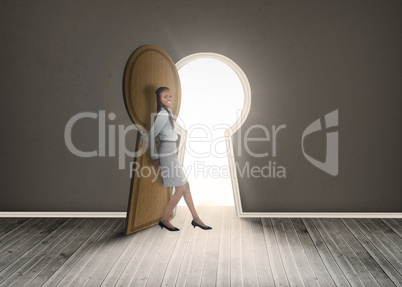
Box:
[155,86,175,128]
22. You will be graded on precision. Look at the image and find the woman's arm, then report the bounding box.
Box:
[147,109,169,160]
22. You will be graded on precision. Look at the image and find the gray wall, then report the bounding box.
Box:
[1,0,400,212]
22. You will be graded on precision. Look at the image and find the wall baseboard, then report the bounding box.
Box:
[0,211,401,218]
[237,212,402,218]
[0,212,127,218]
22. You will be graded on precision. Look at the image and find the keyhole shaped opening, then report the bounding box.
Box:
[175,53,251,206]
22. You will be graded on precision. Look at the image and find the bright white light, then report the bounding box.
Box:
[177,57,244,206]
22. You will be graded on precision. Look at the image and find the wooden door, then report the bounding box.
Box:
[123,44,182,235]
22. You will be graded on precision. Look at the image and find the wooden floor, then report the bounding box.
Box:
[0,206,401,287]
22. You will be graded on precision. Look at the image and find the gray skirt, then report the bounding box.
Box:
[158,141,188,187]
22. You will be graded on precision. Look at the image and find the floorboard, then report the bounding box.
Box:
[262,218,290,287]
[0,207,401,287]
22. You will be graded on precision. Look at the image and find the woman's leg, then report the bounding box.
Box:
[182,181,207,227]
[161,185,186,228]
[161,181,207,228]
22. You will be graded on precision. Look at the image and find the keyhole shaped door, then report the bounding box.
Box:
[123,44,182,235]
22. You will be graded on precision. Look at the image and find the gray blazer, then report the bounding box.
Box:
[147,108,177,160]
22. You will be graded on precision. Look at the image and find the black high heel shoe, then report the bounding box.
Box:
[159,220,180,231]
[191,219,212,230]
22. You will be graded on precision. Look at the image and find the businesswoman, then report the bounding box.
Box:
[148,86,212,232]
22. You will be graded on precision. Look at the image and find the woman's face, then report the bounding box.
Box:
[159,89,173,107]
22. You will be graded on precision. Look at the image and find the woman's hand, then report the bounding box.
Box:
[152,159,160,167]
